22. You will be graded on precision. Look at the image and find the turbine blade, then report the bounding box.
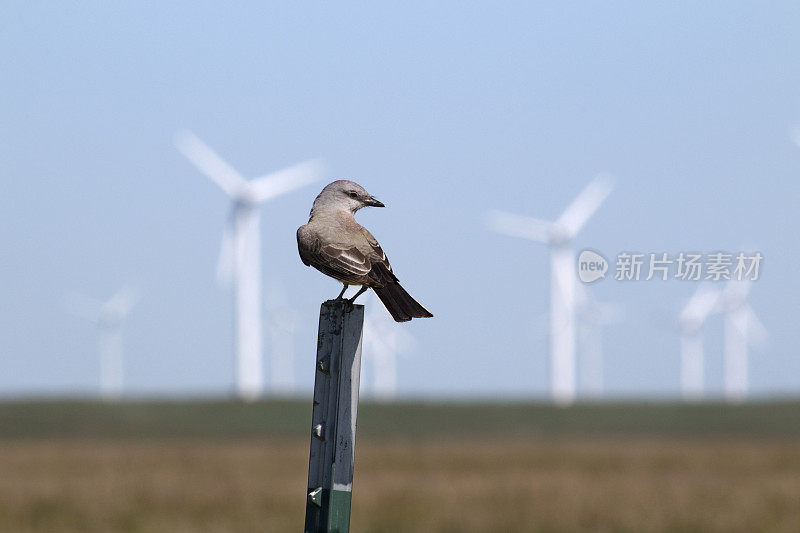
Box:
[486,210,552,242]
[105,286,141,316]
[175,131,246,197]
[680,284,721,326]
[248,159,324,203]
[556,174,614,237]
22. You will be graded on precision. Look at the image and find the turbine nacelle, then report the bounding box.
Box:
[232,186,262,207]
[548,223,573,247]
[66,286,140,330]
[97,310,127,330]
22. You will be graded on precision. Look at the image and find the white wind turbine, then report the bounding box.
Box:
[488,175,613,406]
[265,286,301,397]
[720,280,767,403]
[363,295,413,400]
[677,284,721,401]
[66,286,140,400]
[575,286,621,399]
[176,131,323,401]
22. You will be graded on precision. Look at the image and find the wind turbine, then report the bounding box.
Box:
[362,294,413,400]
[488,175,613,406]
[575,286,621,400]
[677,284,720,401]
[265,286,301,397]
[65,286,140,400]
[719,280,767,403]
[176,131,323,401]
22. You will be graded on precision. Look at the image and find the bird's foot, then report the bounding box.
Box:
[335,284,349,300]
[347,286,368,304]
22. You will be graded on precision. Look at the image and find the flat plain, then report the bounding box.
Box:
[1,400,798,532]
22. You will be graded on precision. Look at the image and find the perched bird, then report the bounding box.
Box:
[297,180,433,322]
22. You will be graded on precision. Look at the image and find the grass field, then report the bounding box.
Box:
[1,400,799,532]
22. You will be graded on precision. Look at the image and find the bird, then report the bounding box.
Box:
[297,180,433,322]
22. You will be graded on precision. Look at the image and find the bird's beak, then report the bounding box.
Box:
[365,196,385,208]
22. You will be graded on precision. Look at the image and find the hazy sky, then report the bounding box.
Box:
[2,2,798,399]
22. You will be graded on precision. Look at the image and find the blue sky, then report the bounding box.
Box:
[2,2,798,399]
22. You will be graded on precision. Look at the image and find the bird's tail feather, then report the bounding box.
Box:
[373,282,433,322]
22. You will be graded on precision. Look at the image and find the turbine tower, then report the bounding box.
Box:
[575,286,621,399]
[66,286,140,400]
[488,175,613,406]
[265,286,300,397]
[363,295,413,400]
[677,284,720,401]
[720,280,767,403]
[176,131,322,401]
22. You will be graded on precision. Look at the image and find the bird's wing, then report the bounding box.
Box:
[297,223,398,286]
[360,228,390,267]
[297,226,375,284]
[297,226,315,267]
[359,227,399,286]
[319,242,373,279]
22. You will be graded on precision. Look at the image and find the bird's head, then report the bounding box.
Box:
[312,180,385,215]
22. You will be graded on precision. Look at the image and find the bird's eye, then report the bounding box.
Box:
[347,191,358,198]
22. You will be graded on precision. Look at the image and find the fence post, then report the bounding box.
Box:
[304,300,364,533]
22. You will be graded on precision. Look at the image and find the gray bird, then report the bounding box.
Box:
[297,180,433,322]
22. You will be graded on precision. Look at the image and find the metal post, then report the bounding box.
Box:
[305,300,364,533]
